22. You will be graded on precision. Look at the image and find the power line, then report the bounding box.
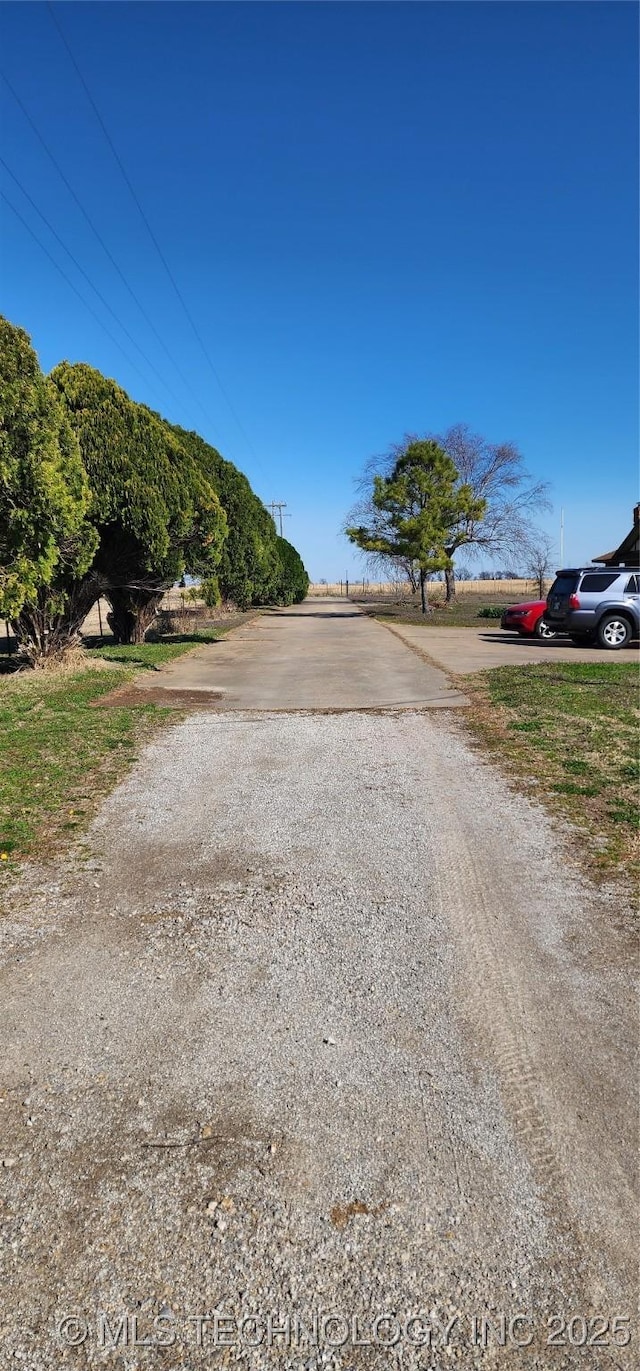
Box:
[1,189,167,398]
[0,155,186,410]
[267,501,290,538]
[46,1,266,477]
[1,68,215,431]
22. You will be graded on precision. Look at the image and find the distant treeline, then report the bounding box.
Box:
[0,316,309,663]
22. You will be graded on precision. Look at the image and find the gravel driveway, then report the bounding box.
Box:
[1,606,637,1370]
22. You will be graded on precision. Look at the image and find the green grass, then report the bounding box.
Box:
[86,628,222,669]
[0,631,225,869]
[460,661,639,880]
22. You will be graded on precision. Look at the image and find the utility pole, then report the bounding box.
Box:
[560,508,565,565]
[267,501,289,538]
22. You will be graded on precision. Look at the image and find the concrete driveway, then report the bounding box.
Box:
[382,622,640,673]
[127,597,468,709]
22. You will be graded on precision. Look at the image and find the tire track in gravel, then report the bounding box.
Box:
[421,713,637,1326]
[431,814,569,1219]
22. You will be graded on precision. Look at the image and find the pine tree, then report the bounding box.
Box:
[347,439,486,614]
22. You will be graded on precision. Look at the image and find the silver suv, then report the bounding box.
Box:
[545,568,640,649]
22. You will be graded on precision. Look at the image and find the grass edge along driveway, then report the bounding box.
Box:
[0,634,222,871]
[458,660,638,884]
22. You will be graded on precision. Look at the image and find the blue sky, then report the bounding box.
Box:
[1,1,637,580]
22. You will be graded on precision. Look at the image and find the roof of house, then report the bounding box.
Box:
[593,504,640,566]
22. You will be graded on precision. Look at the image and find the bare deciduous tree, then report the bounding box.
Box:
[525,531,556,598]
[434,424,551,601]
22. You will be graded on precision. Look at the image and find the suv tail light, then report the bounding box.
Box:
[568,593,580,609]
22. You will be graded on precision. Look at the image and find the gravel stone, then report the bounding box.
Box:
[0,708,636,1370]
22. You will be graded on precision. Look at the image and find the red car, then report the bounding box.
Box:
[500,600,558,639]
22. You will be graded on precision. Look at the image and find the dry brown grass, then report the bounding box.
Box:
[457,661,639,885]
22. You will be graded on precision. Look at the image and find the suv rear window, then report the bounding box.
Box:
[579,573,620,592]
[549,574,578,596]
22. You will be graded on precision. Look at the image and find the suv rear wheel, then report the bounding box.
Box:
[597,615,631,650]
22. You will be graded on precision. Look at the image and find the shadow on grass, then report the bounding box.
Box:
[0,654,20,675]
[146,631,221,645]
[0,631,224,675]
[88,631,223,671]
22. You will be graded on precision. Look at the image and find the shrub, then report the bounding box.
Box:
[477,605,507,618]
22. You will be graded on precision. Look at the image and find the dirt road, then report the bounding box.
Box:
[1,602,636,1368]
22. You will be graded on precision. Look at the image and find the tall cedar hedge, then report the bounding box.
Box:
[274,536,310,605]
[0,317,310,656]
[50,364,228,640]
[164,424,282,610]
[0,319,98,660]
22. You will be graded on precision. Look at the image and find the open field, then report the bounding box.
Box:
[357,584,550,629]
[459,660,639,883]
[309,577,551,600]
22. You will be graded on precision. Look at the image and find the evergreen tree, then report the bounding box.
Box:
[164,425,283,609]
[2,318,310,652]
[274,536,309,604]
[51,365,227,641]
[0,317,98,662]
[347,439,485,614]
